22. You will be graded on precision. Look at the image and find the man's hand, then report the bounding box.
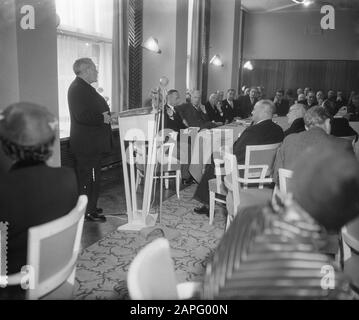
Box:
[103,111,111,124]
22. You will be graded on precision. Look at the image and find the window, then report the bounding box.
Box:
[56,0,113,138]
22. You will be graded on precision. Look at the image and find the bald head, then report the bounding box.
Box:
[251,100,274,124]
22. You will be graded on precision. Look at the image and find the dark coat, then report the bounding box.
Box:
[176,103,216,130]
[0,162,78,274]
[238,96,258,119]
[204,101,223,123]
[233,119,285,164]
[163,105,187,133]
[274,99,290,116]
[284,118,305,137]
[222,99,240,123]
[331,118,358,141]
[68,77,113,156]
[273,127,353,184]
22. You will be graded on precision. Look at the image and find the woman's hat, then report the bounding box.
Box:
[0,102,57,147]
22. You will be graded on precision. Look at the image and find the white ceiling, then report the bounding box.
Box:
[241,0,359,13]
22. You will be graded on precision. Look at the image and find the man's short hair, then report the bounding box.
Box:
[167,89,179,97]
[292,147,359,231]
[258,99,275,116]
[303,106,329,128]
[290,103,306,117]
[276,90,284,95]
[73,58,93,76]
[227,88,235,94]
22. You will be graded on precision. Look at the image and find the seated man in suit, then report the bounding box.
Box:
[273,106,354,184]
[284,103,306,137]
[273,90,290,116]
[163,89,187,133]
[193,100,284,215]
[204,93,225,124]
[177,90,216,130]
[296,93,307,105]
[316,90,325,107]
[306,91,317,109]
[222,89,240,123]
[238,87,258,119]
[202,147,359,300]
[348,94,359,121]
[0,103,78,299]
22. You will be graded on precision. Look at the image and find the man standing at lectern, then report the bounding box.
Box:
[68,58,113,222]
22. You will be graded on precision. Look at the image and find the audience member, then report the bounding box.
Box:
[284,103,306,137]
[285,89,295,106]
[273,89,290,116]
[238,87,258,119]
[202,147,359,300]
[0,103,78,298]
[306,91,317,109]
[177,90,216,130]
[348,94,359,121]
[222,89,240,122]
[316,90,325,106]
[297,93,307,105]
[296,88,304,97]
[205,93,224,124]
[163,89,187,133]
[336,91,346,109]
[193,100,284,215]
[273,106,353,183]
[304,87,311,97]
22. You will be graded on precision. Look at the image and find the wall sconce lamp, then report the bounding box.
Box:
[210,55,224,67]
[243,61,254,71]
[292,0,313,6]
[142,37,162,54]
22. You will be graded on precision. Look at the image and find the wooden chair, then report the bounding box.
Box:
[224,144,280,230]
[136,132,181,198]
[6,195,87,299]
[278,168,293,194]
[127,238,201,300]
[341,217,359,292]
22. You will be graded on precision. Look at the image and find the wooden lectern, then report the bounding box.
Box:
[117,107,160,231]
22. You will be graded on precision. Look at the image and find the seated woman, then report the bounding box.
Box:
[0,103,78,299]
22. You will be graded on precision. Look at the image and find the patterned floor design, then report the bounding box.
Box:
[74,185,227,300]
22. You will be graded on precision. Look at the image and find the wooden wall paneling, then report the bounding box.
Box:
[241,60,359,99]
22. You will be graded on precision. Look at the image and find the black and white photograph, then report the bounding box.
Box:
[0,0,359,306]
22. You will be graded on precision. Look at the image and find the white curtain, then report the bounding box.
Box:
[55,0,113,138]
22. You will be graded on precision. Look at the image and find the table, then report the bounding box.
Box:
[189,117,289,183]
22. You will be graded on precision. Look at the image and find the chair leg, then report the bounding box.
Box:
[225,214,231,231]
[176,170,181,199]
[135,170,141,191]
[164,173,169,189]
[209,191,215,225]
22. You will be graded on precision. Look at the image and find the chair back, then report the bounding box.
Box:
[244,143,281,180]
[342,217,359,253]
[18,195,87,300]
[127,238,178,300]
[278,168,293,194]
[224,153,242,229]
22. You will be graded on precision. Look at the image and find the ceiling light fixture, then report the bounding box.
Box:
[292,0,313,6]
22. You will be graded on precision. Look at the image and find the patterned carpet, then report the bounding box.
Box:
[74,185,227,300]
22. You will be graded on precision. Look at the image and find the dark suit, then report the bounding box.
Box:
[176,103,216,130]
[238,96,257,119]
[163,105,187,134]
[0,162,78,275]
[222,99,240,123]
[284,118,305,137]
[205,101,223,123]
[68,77,113,214]
[274,99,290,116]
[273,127,353,184]
[331,118,358,141]
[194,119,284,204]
